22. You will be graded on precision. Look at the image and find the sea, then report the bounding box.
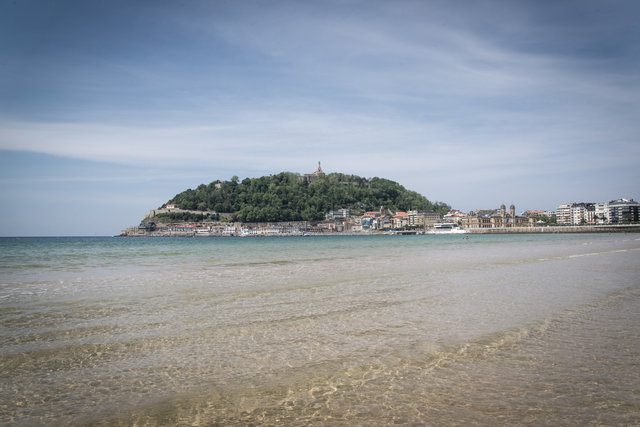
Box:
[1,233,639,426]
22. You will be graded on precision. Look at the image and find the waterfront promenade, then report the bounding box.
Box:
[464,224,640,234]
[121,224,640,237]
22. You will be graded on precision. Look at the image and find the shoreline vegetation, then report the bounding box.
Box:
[160,169,450,223]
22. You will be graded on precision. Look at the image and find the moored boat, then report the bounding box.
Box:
[429,222,467,234]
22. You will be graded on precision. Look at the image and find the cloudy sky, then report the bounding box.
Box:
[1,0,638,236]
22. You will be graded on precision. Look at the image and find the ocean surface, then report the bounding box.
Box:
[1,234,639,425]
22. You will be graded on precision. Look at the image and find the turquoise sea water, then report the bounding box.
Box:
[1,234,639,425]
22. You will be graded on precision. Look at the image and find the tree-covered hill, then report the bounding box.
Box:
[162,172,450,223]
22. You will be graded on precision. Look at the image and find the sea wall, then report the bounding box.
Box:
[465,225,640,234]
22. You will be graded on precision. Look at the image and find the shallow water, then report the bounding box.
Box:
[1,234,639,425]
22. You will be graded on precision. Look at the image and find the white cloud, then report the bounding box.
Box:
[2,0,639,230]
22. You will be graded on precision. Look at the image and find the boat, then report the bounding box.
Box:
[429,223,467,234]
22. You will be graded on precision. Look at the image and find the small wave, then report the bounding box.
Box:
[568,252,600,258]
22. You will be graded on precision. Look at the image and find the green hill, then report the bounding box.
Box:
[160,171,450,223]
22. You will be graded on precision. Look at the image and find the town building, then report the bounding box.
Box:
[407,210,442,228]
[608,198,640,223]
[595,203,609,224]
[555,203,572,225]
[567,203,595,225]
[360,207,391,230]
[555,200,639,225]
[326,208,350,220]
[521,210,546,218]
[461,204,534,229]
[391,212,409,229]
[443,210,467,224]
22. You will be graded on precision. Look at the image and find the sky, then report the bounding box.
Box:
[1,0,639,236]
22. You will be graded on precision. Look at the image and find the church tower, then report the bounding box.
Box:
[299,161,325,183]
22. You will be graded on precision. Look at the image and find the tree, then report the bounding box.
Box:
[163,171,451,223]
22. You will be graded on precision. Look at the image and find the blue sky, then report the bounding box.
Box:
[1,0,639,236]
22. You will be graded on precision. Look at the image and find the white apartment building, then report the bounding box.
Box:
[556,202,594,225]
[595,203,610,224]
[555,204,572,225]
[570,204,584,225]
[557,199,639,225]
[571,203,595,225]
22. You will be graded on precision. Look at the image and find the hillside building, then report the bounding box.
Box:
[299,161,325,183]
[326,208,350,220]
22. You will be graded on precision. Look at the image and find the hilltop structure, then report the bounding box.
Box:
[298,161,324,183]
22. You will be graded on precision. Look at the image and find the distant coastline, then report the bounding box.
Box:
[119,224,640,237]
[121,166,638,238]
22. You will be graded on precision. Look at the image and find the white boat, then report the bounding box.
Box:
[429,223,467,234]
